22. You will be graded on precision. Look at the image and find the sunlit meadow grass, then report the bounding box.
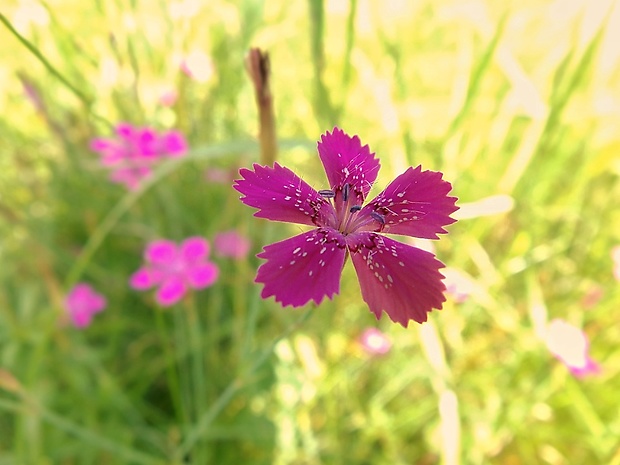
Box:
[1,0,620,464]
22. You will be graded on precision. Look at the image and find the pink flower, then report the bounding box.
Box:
[612,245,620,282]
[234,127,458,327]
[443,268,475,304]
[180,50,214,83]
[205,167,235,184]
[359,328,392,355]
[65,283,106,328]
[129,237,219,306]
[90,123,188,190]
[581,285,603,310]
[159,89,178,107]
[214,230,251,259]
[545,319,600,378]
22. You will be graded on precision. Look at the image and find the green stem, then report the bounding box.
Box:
[174,305,314,460]
[183,296,207,426]
[155,308,186,427]
[0,12,92,106]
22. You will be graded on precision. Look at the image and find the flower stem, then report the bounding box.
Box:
[174,305,314,460]
[155,308,186,427]
[245,48,277,165]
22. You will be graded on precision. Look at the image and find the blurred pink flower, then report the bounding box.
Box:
[612,245,620,281]
[65,283,106,328]
[443,268,474,304]
[359,328,392,355]
[90,123,187,190]
[214,230,251,260]
[581,285,603,310]
[180,50,214,83]
[129,237,218,306]
[205,167,235,184]
[159,89,178,107]
[545,319,600,378]
[19,75,45,113]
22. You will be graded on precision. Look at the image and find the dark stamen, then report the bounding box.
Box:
[371,211,385,224]
[349,205,362,213]
[342,183,350,202]
[318,189,335,198]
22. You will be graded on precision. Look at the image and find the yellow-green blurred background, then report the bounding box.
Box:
[1,0,619,463]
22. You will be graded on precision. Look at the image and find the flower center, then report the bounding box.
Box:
[319,183,385,235]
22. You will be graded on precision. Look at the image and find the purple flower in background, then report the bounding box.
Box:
[545,319,600,378]
[90,123,187,190]
[359,328,392,355]
[129,237,218,306]
[65,283,106,328]
[214,230,251,260]
[234,127,458,327]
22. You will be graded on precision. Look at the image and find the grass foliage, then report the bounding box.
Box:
[1,0,620,463]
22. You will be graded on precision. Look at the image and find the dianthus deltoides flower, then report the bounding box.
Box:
[90,123,187,190]
[129,237,218,306]
[65,283,106,328]
[234,128,458,326]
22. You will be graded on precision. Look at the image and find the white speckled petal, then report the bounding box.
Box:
[255,228,347,307]
[348,232,447,327]
[317,127,380,203]
[234,163,335,227]
[363,166,458,239]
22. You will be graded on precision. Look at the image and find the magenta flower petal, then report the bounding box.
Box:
[129,268,163,290]
[90,138,115,152]
[256,228,347,307]
[110,168,146,190]
[180,237,209,263]
[317,127,380,202]
[569,357,600,378]
[234,163,335,227]
[137,128,159,158]
[363,166,458,239]
[186,262,219,289]
[349,233,446,326]
[65,283,107,329]
[145,240,178,265]
[115,122,135,139]
[72,311,94,328]
[161,130,188,157]
[101,151,126,166]
[156,276,187,306]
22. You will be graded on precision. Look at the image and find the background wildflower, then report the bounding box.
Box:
[214,230,251,260]
[129,237,218,306]
[545,319,600,378]
[443,268,475,304]
[179,50,214,83]
[65,283,106,328]
[359,328,391,355]
[90,123,187,190]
